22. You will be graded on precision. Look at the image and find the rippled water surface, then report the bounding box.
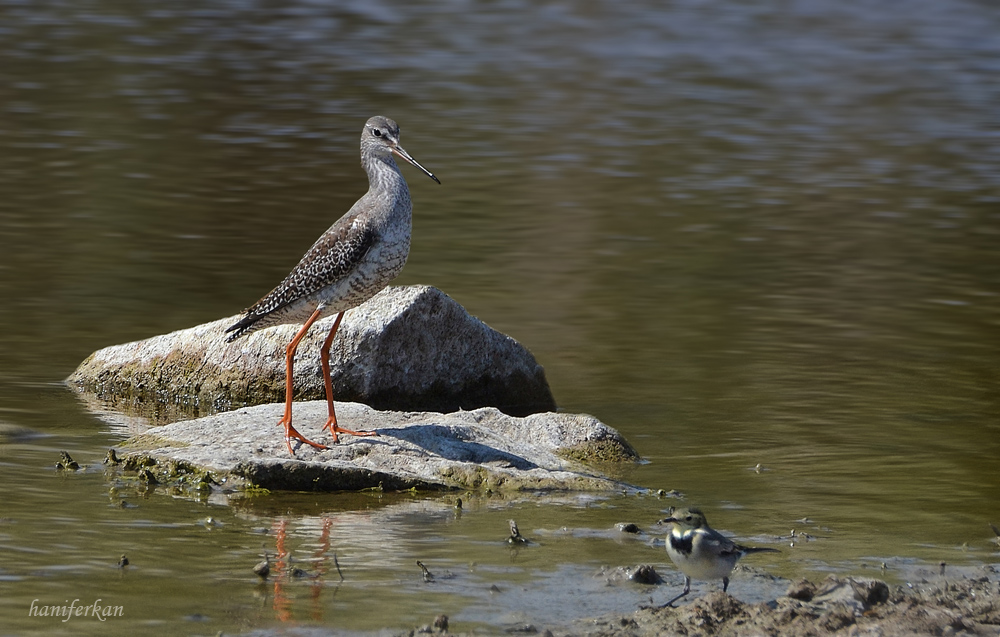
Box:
[1,0,999,633]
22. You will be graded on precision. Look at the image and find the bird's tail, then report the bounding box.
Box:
[743,546,781,554]
[224,314,258,342]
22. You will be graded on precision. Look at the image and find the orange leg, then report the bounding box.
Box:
[279,307,328,455]
[320,311,377,443]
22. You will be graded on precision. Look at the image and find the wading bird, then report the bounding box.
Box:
[226,116,440,455]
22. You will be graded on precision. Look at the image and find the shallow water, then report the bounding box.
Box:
[1,0,999,633]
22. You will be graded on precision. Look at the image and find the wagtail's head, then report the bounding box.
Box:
[659,507,708,532]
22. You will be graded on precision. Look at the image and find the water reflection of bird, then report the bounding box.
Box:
[225,116,440,455]
[659,507,779,607]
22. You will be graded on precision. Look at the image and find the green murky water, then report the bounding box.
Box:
[1,0,999,633]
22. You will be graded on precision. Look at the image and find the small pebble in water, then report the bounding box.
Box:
[56,451,80,471]
[433,614,449,632]
[507,519,529,545]
[417,560,434,582]
[253,551,270,579]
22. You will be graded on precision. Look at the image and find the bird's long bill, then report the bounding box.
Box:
[392,145,441,184]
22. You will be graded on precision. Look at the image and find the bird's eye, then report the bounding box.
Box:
[372,128,382,137]
[685,516,692,521]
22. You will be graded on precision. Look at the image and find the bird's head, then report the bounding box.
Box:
[658,507,708,532]
[362,116,440,184]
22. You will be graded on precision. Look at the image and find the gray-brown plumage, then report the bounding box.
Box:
[225,116,440,455]
[224,223,378,340]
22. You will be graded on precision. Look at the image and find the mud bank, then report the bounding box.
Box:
[561,571,1000,637]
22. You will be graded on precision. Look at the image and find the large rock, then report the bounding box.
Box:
[67,285,556,417]
[116,401,639,492]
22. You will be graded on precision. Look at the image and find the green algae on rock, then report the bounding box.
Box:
[66,285,556,419]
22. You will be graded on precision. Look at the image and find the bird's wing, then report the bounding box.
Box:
[699,528,742,558]
[225,217,377,338]
[701,528,780,557]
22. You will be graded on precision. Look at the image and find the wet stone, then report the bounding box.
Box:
[786,578,817,601]
[55,451,80,471]
[628,565,663,585]
[113,401,639,493]
[66,285,556,417]
[600,564,665,586]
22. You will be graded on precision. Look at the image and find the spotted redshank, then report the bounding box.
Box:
[225,116,440,455]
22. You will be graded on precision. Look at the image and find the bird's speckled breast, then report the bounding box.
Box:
[224,125,425,341]
[312,223,410,313]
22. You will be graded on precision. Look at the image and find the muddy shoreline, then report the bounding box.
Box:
[564,572,1000,636]
[402,568,1000,636]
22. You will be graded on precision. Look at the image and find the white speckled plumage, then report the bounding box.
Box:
[226,116,439,341]
[224,116,439,455]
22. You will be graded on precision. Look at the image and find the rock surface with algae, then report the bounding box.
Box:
[116,401,639,492]
[67,285,556,417]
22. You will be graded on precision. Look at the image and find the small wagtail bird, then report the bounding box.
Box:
[225,116,440,455]
[659,507,779,607]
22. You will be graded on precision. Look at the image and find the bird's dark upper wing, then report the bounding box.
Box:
[701,530,741,557]
[225,217,377,339]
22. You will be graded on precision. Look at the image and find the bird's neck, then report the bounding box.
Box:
[359,154,412,228]
[365,154,407,193]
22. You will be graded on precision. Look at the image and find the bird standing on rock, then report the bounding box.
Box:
[659,507,779,607]
[225,116,440,455]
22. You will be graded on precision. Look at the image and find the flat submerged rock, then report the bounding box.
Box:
[119,401,639,492]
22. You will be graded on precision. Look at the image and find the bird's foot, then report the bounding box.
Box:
[657,589,690,609]
[280,420,328,455]
[323,418,378,444]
